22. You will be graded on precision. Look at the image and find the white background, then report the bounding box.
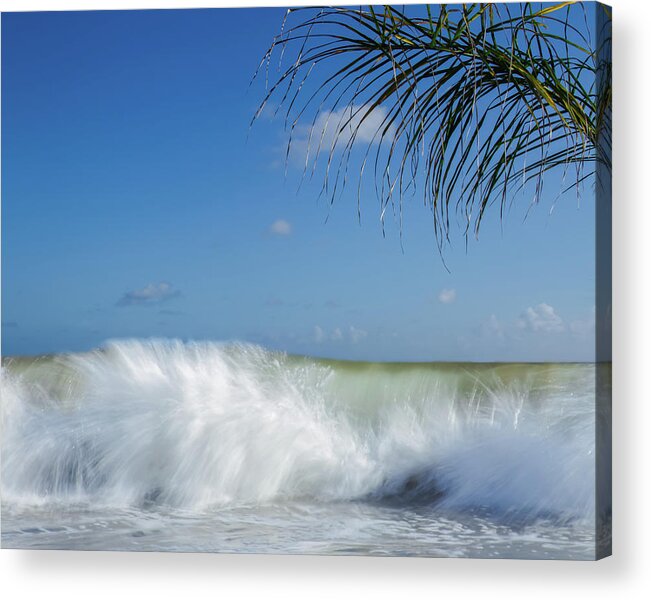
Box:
[0,0,649,597]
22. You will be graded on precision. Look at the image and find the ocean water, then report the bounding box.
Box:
[1,339,606,558]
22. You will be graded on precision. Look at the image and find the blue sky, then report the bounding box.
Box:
[2,7,597,361]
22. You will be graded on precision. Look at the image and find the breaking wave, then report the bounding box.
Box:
[1,339,597,523]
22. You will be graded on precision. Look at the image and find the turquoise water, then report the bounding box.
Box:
[1,339,605,558]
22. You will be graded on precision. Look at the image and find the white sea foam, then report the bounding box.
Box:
[1,339,596,523]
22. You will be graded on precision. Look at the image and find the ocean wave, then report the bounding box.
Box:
[1,339,596,522]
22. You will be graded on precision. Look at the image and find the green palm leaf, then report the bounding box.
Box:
[254,3,612,243]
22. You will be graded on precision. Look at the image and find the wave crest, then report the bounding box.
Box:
[1,339,596,522]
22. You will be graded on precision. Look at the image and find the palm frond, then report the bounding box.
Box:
[253,3,612,243]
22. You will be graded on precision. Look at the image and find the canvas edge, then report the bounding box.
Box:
[594,0,612,561]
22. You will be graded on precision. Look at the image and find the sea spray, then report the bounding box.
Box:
[1,339,596,524]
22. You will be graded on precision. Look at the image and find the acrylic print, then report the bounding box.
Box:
[1,3,611,559]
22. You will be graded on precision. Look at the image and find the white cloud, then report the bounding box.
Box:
[313,325,368,344]
[477,304,565,343]
[349,326,368,344]
[438,288,457,304]
[463,304,594,361]
[516,303,565,333]
[313,325,325,343]
[269,219,292,236]
[117,282,180,307]
[290,104,394,164]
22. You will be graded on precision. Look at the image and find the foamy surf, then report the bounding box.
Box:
[1,339,602,557]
